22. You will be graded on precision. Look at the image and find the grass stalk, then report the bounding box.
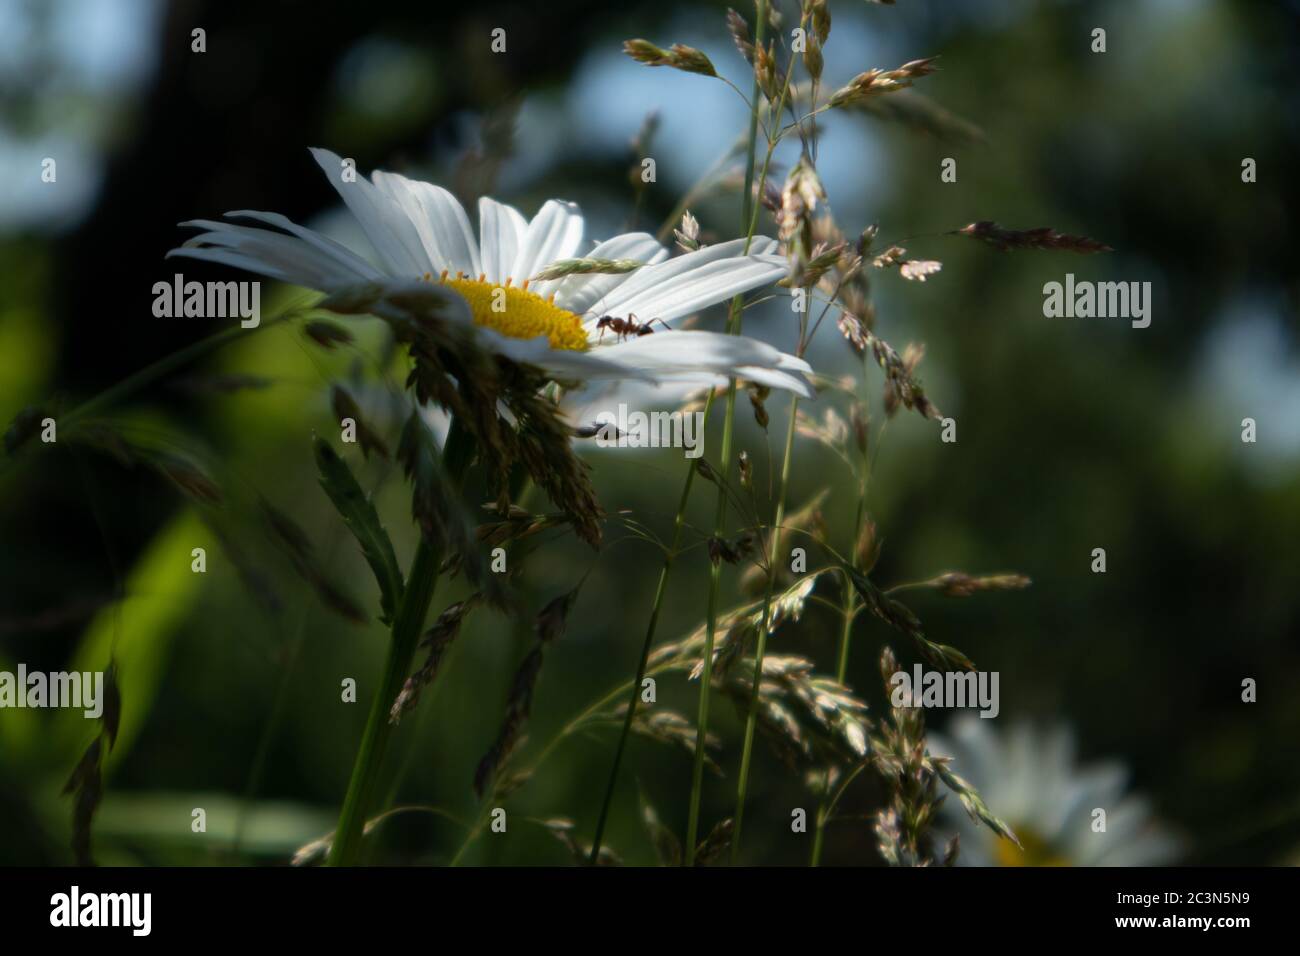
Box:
[682,0,770,864]
[729,390,799,860]
[587,450,703,861]
[326,417,474,865]
[810,398,873,866]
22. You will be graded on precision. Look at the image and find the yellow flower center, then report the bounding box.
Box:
[993,824,1071,867]
[429,272,589,352]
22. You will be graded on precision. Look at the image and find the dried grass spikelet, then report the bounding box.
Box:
[623,39,717,77]
[869,246,942,283]
[324,282,605,549]
[529,257,644,282]
[802,33,825,85]
[720,654,871,766]
[927,571,1032,598]
[799,215,878,343]
[847,565,976,673]
[753,41,781,103]
[899,259,942,281]
[827,56,938,108]
[673,570,832,680]
[693,817,734,866]
[809,0,831,44]
[871,645,940,866]
[542,818,622,866]
[776,159,826,278]
[726,8,754,66]
[390,595,481,724]
[651,574,864,771]
[641,795,682,866]
[796,405,849,451]
[674,210,702,253]
[331,384,389,460]
[472,506,573,551]
[955,221,1113,254]
[872,645,1020,864]
[595,704,723,775]
[473,644,543,799]
[857,329,941,422]
[473,587,580,797]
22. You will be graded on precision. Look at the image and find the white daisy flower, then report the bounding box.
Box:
[930,715,1182,866]
[168,148,812,398]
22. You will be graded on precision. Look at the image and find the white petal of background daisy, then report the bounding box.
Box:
[168,148,810,397]
[929,716,1183,867]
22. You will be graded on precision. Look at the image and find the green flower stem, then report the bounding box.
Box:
[725,37,806,862]
[587,447,703,862]
[327,417,475,866]
[809,576,857,866]
[683,0,771,866]
[811,403,872,867]
[730,390,799,860]
[685,379,741,864]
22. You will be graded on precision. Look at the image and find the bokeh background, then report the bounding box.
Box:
[1,0,1298,866]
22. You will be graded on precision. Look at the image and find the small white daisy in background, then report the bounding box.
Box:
[168,148,812,399]
[929,715,1183,866]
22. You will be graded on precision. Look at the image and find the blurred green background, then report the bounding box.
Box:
[1,0,1297,866]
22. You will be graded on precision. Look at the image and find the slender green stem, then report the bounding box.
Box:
[730,391,799,861]
[587,452,702,862]
[327,419,474,866]
[724,38,806,862]
[455,664,658,865]
[686,385,740,863]
[810,574,857,866]
[683,0,770,866]
[811,382,874,866]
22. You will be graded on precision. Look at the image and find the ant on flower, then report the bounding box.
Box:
[593,313,669,342]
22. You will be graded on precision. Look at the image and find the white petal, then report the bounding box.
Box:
[224,211,385,279]
[510,199,584,283]
[587,330,813,397]
[167,246,310,288]
[478,197,529,285]
[481,331,659,384]
[371,169,481,278]
[169,219,376,291]
[588,236,786,326]
[309,147,429,276]
[550,232,669,314]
